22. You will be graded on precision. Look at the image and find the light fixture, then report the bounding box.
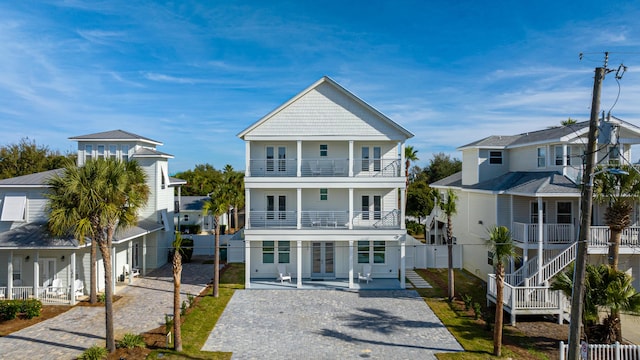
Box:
[25,255,30,262]
[61,255,65,262]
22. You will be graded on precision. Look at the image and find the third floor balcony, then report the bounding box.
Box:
[248,158,401,178]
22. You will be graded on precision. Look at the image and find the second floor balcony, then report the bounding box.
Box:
[247,209,401,230]
[248,158,401,178]
[511,222,640,248]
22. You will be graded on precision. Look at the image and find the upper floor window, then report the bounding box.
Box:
[530,202,547,224]
[320,188,328,201]
[121,145,129,162]
[537,147,546,168]
[109,145,117,160]
[1,194,27,222]
[97,145,105,160]
[489,151,503,165]
[555,146,572,166]
[85,145,93,162]
[320,144,328,157]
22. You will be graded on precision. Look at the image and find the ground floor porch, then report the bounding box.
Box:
[248,277,402,290]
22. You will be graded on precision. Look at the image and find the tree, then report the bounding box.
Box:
[439,188,458,301]
[561,117,578,126]
[406,181,439,236]
[486,226,517,357]
[223,165,244,233]
[47,159,149,353]
[174,163,223,196]
[172,232,183,351]
[552,264,640,343]
[0,137,74,179]
[423,153,461,183]
[592,164,640,270]
[404,145,419,187]
[202,183,231,297]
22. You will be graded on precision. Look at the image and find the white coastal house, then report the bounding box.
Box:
[0,130,184,304]
[238,76,414,289]
[430,116,640,324]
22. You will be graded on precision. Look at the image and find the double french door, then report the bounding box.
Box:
[311,242,334,279]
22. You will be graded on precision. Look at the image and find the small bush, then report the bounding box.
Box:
[187,293,195,307]
[97,293,105,303]
[117,333,145,349]
[0,299,41,320]
[22,299,42,319]
[461,294,473,311]
[78,345,107,360]
[181,300,188,315]
[165,314,174,334]
[405,220,424,236]
[0,301,19,320]
[472,302,482,320]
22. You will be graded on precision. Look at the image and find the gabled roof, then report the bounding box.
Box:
[237,76,414,140]
[432,171,580,197]
[169,177,187,186]
[132,147,174,159]
[179,196,210,211]
[0,169,63,187]
[69,130,163,146]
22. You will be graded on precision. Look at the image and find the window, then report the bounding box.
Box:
[85,145,93,162]
[278,146,286,172]
[1,194,27,222]
[537,147,546,167]
[12,257,21,281]
[278,195,286,220]
[488,251,494,266]
[489,151,503,165]
[266,195,286,220]
[557,202,572,224]
[320,144,328,157]
[161,168,166,189]
[97,145,105,160]
[109,145,117,160]
[278,241,290,263]
[361,195,381,221]
[530,202,547,223]
[373,147,381,171]
[121,145,129,162]
[373,196,381,220]
[267,195,275,220]
[357,241,370,263]
[609,145,620,165]
[358,241,385,264]
[320,189,328,201]
[361,147,369,171]
[262,241,274,263]
[362,196,370,220]
[183,214,189,222]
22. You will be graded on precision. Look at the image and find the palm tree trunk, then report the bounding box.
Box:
[234,205,239,234]
[99,239,115,353]
[494,267,504,356]
[172,249,182,351]
[213,225,220,298]
[447,219,455,301]
[90,239,97,304]
[607,229,622,270]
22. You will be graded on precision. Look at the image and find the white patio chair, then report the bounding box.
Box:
[358,264,373,284]
[276,264,292,284]
[309,161,322,176]
[49,278,65,297]
[123,264,140,279]
[74,279,85,298]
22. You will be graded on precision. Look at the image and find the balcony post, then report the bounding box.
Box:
[400,142,405,179]
[245,141,251,177]
[296,188,302,229]
[245,240,251,289]
[348,141,354,177]
[537,197,544,285]
[348,188,354,230]
[296,140,302,177]
[348,240,354,289]
[400,188,406,229]
[296,240,302,288]
[245,189,251,230]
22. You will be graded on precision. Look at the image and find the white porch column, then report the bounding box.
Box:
[245,141,251,176]
[400,142,405,178]
[111,246,116,293]
[128,241,133,284]
[400,188,406,229]
[562,144,568,176]
[8,251,13,300]
[297,188,302,229]
[245,189,251,230]
[245,240,251,289]
[142,235,147,276]
[537,196,543,285]
[348,188,354,230]
[348,140,354,177]
[70,252,77,305]
[34,251,39,298]
[296,240,302,288]
[297,140,302,177]
[400,238,406,289]
[348,240,354,289]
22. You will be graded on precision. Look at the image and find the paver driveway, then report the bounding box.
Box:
[203,289,463,359]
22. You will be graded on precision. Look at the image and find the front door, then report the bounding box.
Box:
[38,258,56,287]
[311,242,334,279]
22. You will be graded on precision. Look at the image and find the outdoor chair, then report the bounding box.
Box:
[309,161,322,176]
[123,264,140,279]
[74,279,84,298]
[48,278,66,297]
[358,264,373,284]
[276,264,292,284]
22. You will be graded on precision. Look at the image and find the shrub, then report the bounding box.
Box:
[0,301,19,320]
[181,300,188,315]
[187,293,195,307]
[461,294,473,311]
[165,314,174,334]
[405,220,424,236]
[97,293,105,303]
[117,333,145,349]
[472,302,482,320]
[22,299,42,319]
[78,345,107,360]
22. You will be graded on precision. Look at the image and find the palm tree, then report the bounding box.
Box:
[47,159,149,353]
[172,231,183,351]
[439,188,458,301]
[592,164,640,271]
[486,226,517,357]
[202,183,231,297]
[223,165,244,233]
[404,145,419,188]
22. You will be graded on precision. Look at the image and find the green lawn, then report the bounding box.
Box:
[147,263,244,359]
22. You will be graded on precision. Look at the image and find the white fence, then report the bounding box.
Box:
[559,341,640,360]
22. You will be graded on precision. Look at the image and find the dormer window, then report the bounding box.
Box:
[489,151,503,165]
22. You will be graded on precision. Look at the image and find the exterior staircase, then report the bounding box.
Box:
[488,243,576,325]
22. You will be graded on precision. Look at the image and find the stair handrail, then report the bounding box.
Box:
[505,256,538,286]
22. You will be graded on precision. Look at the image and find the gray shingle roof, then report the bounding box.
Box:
[0,169,63,187]
[132,147,174,158]
[179,196,210,211]
[458,121,590,149]
[432,171,580,196]
[69,130,162,145]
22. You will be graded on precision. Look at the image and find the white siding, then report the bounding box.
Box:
[461,149,479,185]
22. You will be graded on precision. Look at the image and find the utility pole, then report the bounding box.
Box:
[567,65,606,360]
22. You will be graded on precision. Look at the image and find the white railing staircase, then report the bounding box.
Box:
[489,242,577,324]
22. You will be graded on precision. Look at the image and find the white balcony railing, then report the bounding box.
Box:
[512,222,574,244]
[248,210,401,229]
[488,274,563,311]
[589,226,640,247]
[248,158,401,178]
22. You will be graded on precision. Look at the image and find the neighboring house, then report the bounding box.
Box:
[175,196,229,234]
[431,116,640,324]
[0,130,184,304]
[237,76,414,289]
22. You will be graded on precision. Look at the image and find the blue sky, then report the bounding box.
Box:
[2,1,640,173]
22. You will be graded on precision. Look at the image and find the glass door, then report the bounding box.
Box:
[311,242,335,279]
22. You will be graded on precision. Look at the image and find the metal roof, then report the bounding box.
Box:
[69,130,163,146]
[0,169,63,187]
[432,171,580,196]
